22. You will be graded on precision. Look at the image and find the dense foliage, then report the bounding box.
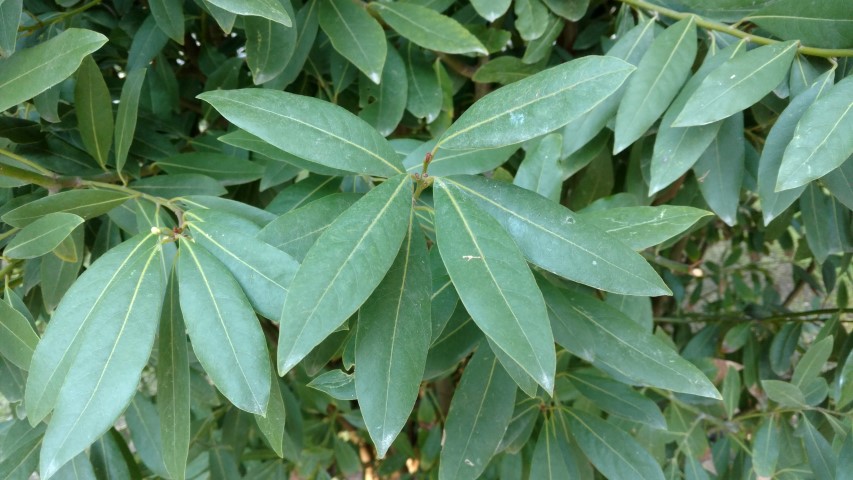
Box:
[1,0,852,478]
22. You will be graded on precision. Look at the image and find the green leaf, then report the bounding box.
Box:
[614,17,697,153]
[255,371,287,457]
[579,206,711,250]
[404,44,443,122]
[776,75,853,191]
[444,176,669,296]
[149,0,185,44]
[747,0,853,49]
[542,0,588,21]
[472,56,542,84]
[178,238,271,414]
[692,112,745,226]
[266,175,342,214]
[514,0,550,41]
[752,417,780,478]
[838,430,853,480]
[277,174,412,374]
[114,68,146,174]
[356,218,431,457]
[424,304,482,379]
[429,247,458,342]
[792,336,833,389]
[185,209,299,320]
[823,156,853,210]
[758,70,834,224]
[801,415,836,480]
[439,345,516,480]
[434,178,556,392]
[650,40,745,194]
[514,133,564,202]
[157,153,264,186]
[176,195,276,227]
[836,348,853,408]
[674,41,798,127]
[205,0,292,27]
[0,0,22,58]
[5,212,84,260]
[565,408,665,480]
[40,226,85,311]
[258,193,359,262]
[157,267,190,480]
[318,0,386,83]
[0,28,108,112]
[0,298,39,371]
[51,452,97,479]
[74,56,114,171]
[125,394,169,478]
[722,366,741,419]
[36,235,166,478]
[277,0,320,87]
[529,412,584,479]
[800,184,852,263]
[543,283,721,399]
[127,15,169,71]
[762,379,806,407]
[471,0,510,22]
[436,56,635,150]
[307,370,357,400]
[568,371,667,429]
[403,140,519,177]
[198,89,404,177]
[131,174,228,198]
[522,16,564,64]
[359,41,408,136]
[245,0,296,84]
[218,129,349,177]
[369,3,487,55]
[2,190,134,228]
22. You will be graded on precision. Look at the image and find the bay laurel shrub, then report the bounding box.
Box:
[0,0,852,478]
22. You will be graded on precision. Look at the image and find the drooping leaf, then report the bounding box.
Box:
[5,213,84,260]
[823,156,853,210]
[0,0,22,58]
[542,282,721,399]
[747,0,853,49]
[307,370,357,400]
[436,56,635,150]
[568,371,667,429]
[403,44,443,123]
[277,174,412,374]
[692,112,745,226]
[217,129,349,177]
[245,0,297,84]
[277,0,320,87]
[157,266,190,480]
[74,55,114,170]
[125,394,170,478]
[36,235,166,478]
[403,139,519,177]
[369,2,487,55]
[156,153,264,186]
[434,178,556,393]
[176,195,276,227]
[255,370,287,457]
[0,298,39,371]
[614,17,697,153]
[0,29,108,112]
[800,415,836,480]
[471,0,511,22]
[752,417,780,478]
[198,89,404,177]
[514,133,564,202]
[776,75,853,191]
[127,15,170,71]
[205,0,292,26]
[443,175,669,296]
[514,0,550,41]
[674,41,798,126]
[439,345,516,480]
[178,238,271,414]
[114,68,147,174]
[131,174,228,198]
[2,190,134,228]
[800,184,852,262]
[149,0,185,44]
[529,412,584,479]
[359,42,408,136]
[565,408,665,480]
[318,0,386,83]
[542,0,588,21]
[762,380,806,407]
[356,218,431,457]
[578,205,711,250]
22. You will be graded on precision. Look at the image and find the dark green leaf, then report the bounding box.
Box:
[307,370,357,400]
[692,112,745,226]
[318,0,386,83]
[471,0,510,22]
[403,140,519,177]
[5,213,84,260]
[2,190,133,228]
[125,394,169,478]
[747,0,853,49]
[514,0,549,41]
[157,153,264,186]
[370,2,487,55]
[114,68,146,174]
[277,174,412,374]
[800,184,852,263]
[205,0,292,26]
[579,205,711,250]
[404,44,442,122]
[255,372,287,457]
[801,415,836,480]
[0,0,21,58]
[245,0,296,84]
[514,133,563,202]
[359,42,408,137]
[149,0,185,44]
[568,371,667,429]
[131,174,228,198]
[762,380,806,407]
[752,417,780,477]
[0,298,39,370]
[74,56,114,170]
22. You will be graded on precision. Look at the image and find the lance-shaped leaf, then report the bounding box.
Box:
[614,17,697,153]
[157,266,190,480]
[568,371,667,429]
[692,112,745,226]
[218,129,349,177]
[178,239,271,414]
[359,41,407,137]
[318,0,385,83]
[255,371,287,457]
[758,70,834,224]
[2,190,134,228]
[650,40,745,194]
[404,44,442,122]
[205,0,291,27]
[369,2,487,56]
[579,206,711,250]
[198,89,403,177]
[75,55,114,170]
[444,175,669,296]
[126,394,169,478]
[5,212,84,259]
[777,75,853,191]
[25,234,162,425]
[157,153,264,186]
[245,0,296,85]
[801,415,836,480]
[277,174,412,374]
[0,0,22,58]
[403,139,519,177]
[542,282,721,399]
[529,412,585,479]
[752,417,780,478]
[185,209,299,320]
[434,178,555,392]
[800,184,852,263]
[439,345,516,480]
[114,68,146,174]
[0,299,39,371]
[746,0,853,49]
[149,0,185,44]
[38,235,166,478]
[356,217,431,458]
[565,408,665,480]
[674,41,798,127]
[471,0,510,22]
[0,28,108,112]
[436,56,635,150]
